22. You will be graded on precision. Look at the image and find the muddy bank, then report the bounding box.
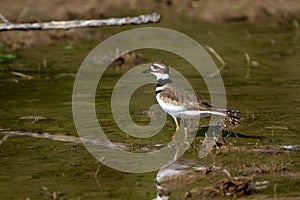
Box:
[0,0,300,48]
[1,0,299,23]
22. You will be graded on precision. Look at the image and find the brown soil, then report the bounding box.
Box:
[1,0,300,48]
[1,0,299,23]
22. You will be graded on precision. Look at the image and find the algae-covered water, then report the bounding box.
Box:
[0,17,300,199]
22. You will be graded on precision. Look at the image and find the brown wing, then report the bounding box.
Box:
[164,83,212,111]
[161,83,241,129]
[158,87,181,106]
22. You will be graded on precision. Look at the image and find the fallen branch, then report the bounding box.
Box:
[0,12,160,31]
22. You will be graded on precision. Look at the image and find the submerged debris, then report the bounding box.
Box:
[185,175,268,199]
[217,143,300,155]
[154,159,210,200]
[241,162,289,174]
[88,48,144,71]
[110,51,144,71]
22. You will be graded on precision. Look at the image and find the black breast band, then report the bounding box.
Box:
[157,78,172,87]
[156,90,163,94]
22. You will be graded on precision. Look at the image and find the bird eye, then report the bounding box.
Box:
[153,65,158,69]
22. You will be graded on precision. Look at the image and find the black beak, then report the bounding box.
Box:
[142,68,152,74]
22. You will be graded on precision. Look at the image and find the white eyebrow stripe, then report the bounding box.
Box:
[152,64,165,69]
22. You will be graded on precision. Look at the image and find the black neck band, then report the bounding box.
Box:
[157,78,172,87]
[156,90,163,94]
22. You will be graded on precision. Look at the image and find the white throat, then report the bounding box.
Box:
[151,72,170,80]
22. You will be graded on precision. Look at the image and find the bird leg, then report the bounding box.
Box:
[171,116,180,140]
[184,127,188,140]
[167,116,180,148]
[183,119,190,147]
[171,117,190,148]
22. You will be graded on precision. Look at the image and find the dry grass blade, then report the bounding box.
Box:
[273,183,278,198]
[205,45,226,77]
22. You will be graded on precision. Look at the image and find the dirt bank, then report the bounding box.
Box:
[1,0,299,23]
[0,0,300,48]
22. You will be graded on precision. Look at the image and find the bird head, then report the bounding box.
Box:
[142,60,170,80]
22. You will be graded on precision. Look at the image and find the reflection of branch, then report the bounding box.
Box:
[94,163,102,189]
[0,12,160,31]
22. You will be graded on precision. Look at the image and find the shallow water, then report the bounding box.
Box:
[0,17,300,199]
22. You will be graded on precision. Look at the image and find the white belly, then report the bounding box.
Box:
[156,94,184,117]
[156,94,227,119]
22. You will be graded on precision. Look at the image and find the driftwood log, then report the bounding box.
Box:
[0,12,160,31]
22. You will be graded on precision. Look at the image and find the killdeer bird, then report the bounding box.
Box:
[142,60,240,139]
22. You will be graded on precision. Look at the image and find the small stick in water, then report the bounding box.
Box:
[11,71,34,80]
[244,52,251,79]
[205,45,226,77]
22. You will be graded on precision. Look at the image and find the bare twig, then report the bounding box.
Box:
[0,13,10,25]
[205,45,226,77]
[0,12,160,31]
[244,52,251,79]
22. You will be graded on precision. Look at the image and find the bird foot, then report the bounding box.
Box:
[167,139,177,148]
[183,140,190,149]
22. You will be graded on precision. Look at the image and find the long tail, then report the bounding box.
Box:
[223,109,241,130]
